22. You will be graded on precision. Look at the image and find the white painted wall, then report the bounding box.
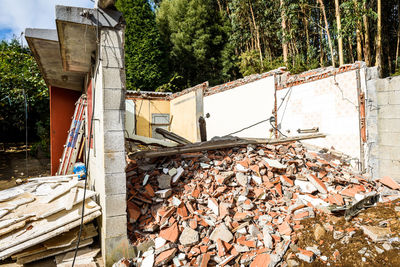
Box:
[204,76,276,138]
[88,58,104,193]
[125,99,135,138]
[277,70,361,159]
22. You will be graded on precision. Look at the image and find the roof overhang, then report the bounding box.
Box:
[25,5,123,91]
[25,28,84,91]
[55,5,122,73]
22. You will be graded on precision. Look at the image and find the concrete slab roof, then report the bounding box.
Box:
[25,28,84,91]
[55,5,123,73]
[25,5,123,90]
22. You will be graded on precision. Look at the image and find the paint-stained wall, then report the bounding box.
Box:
[133,99,170,137]
[277,70,361,159]
[204,76,276,139]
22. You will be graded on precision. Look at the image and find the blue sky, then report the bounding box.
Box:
[0,0,94,41]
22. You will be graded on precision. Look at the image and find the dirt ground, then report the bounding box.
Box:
[0,144,50,190]
[287,199,400,266]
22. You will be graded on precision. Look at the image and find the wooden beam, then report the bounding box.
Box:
[129,133,326,159]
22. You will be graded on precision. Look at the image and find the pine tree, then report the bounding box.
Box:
[156,0,228,88]
[116,0,168,91]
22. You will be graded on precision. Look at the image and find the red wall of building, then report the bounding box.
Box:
[50,86,81,175]
[86,80,93,148]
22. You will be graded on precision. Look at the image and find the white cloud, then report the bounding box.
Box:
[0,0,94,40]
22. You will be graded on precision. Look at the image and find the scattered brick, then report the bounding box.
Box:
[125,141,392,266]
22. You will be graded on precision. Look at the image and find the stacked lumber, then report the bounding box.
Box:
[0,176,101,264]
[125,141,400,266]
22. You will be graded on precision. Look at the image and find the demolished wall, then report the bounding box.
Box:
[276,69,361,160]
[170,83,205,142]
[204,75,276,138]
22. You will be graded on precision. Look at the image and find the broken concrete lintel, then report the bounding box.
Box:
[126,135,178,148]
[130,133,326,159]
[55,5,122,28]
[155,128,192,145]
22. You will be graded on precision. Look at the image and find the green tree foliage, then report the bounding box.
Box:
[116,0,169,90]
[121,0,400,91]
[0,39,48,144]
[156,0,228,88]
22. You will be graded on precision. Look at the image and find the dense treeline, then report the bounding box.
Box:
[0,39,49,150]
[117,0,399,92]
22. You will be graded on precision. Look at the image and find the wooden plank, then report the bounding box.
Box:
[55,247,100,264]
[27,174,77,182]
[0,199,100,254]
[0,209,101,260]
[12,224,97,259]
[45,224,97,250]
[130,133,327,159]
[57,259,97,267]
[0,192,35,220]
[41,179,78,204]
[0,188,96,236]
[65,187,77,211]
[16,238,93,264]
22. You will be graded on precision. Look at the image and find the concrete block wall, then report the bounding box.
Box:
[375,75,400,181]
[364,67,380,178]
[89,26,133,266]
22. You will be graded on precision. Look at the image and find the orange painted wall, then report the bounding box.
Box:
[50,86,81,175]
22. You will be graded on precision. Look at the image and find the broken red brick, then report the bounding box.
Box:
[199,253,210,267]
[159,222,179,242]
[307,174,327,194]
[144,184,155,197]
[379,176,400,190]
[250,253,271,267]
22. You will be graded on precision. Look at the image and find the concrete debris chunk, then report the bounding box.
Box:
[210,224,233,243]
[172,167,184,183]
[235,172,248,187]
[179,227,199,246]
[263,158,287,169]
[157,174,172,189]
[361,225,392,242]
[141,253,154,267]
[295,180,317,194]
[296,250,315,263]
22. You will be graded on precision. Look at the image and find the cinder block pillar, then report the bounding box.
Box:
[90,26,133,266]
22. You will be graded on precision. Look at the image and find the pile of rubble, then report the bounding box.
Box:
[0,176,101,265]
[125,141,400,266]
